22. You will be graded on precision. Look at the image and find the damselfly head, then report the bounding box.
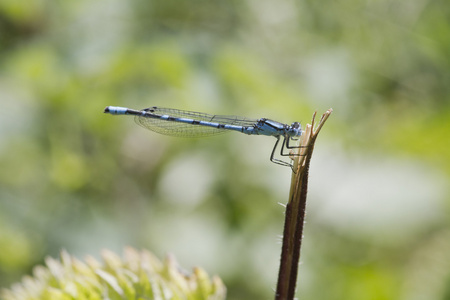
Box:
[291,122,300,129]
[289,122,302,137]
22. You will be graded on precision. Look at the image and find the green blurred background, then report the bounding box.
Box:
[1,0,449,299]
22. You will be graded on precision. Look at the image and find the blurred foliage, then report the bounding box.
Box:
[1,248,226,300]
[0,0,449,299]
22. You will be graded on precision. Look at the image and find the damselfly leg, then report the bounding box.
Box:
[270,136,294,168]
[269,136,308,171]
[280,135,308,157]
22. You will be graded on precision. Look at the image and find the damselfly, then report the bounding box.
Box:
[104,106,303,168]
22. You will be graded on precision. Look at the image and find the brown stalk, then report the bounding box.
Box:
[275,109,333,300]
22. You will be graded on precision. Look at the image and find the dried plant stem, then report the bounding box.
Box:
[275,109,333,300]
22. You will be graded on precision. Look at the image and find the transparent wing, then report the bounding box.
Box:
[134,107,258,138]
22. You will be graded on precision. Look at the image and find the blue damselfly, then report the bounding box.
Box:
[104,106,303,168]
